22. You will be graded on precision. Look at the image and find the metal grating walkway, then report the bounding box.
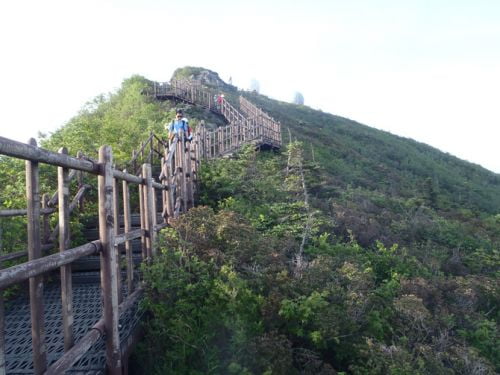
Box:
[4,274,142,374]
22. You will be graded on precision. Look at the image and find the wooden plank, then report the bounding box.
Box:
[0,136,98,173]
[122,177,134,293]
[97,145,122,374]
[58,147,74,351]
[26,138,47,375]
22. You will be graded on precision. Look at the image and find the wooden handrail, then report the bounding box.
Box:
[0,240,101,290]
[150,79,282,149]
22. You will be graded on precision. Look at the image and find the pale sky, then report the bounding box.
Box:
[1,0,499,173]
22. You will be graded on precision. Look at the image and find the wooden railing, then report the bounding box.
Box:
[239,96,281,148]
[126,132,165,175]
[151,79,282,149]
[0,136,175,374]
[0,152,89,264]
[0,82,282,374]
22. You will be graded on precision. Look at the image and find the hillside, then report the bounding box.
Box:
[242,91,500,214]
[134,68,499,374]
[1,68,498,374]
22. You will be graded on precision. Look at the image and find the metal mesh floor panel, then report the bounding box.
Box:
[4,273,143,374]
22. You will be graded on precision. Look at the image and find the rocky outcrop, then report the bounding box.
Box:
[171,66,235,90]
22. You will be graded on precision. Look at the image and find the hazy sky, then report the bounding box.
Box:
[1,0,499,172]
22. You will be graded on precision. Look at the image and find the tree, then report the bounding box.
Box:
[249,79,260,93]
[293,92,304,105]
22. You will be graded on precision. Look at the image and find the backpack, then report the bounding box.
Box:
[169,118,192,140]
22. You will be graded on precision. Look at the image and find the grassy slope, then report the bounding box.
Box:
[241,91,500,215]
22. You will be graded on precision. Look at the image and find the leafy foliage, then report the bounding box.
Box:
[138,141,499,374]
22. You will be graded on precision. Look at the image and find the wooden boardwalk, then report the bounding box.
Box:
[151,79,282,152]
[0,81,281,374]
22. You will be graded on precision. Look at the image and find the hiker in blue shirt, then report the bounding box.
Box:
[168,109,192,142]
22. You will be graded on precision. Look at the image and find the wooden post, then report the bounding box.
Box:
[42,194,50,244]
[122,173,134,294]
[77,151,85,210]
[209,131,213,159]
[165,157,174,220]
[217,128,221,155]
[213,130,217,158]
[132,150,137,175]
[229,125,233,150]
[222,127,226,153]
[152,184,158,230]
[58,147,74,352]
[26,138,47,374]
[200,123,206,160]
[138,184,146,260]
[192,136,199,183]
[113,177,122,304]
[179,136,188,212]
[0,227,5,375]
[143,163,156,258]
[184,141,193,209]
[148,133,153,166]
[176,139,182,215]
[98,145,122,374]
[160,157,167,222]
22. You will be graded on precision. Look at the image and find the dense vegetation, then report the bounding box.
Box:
[1,67,498,373]
[135,142,499,374]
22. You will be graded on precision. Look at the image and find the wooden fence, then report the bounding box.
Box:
[0,82,281,374]
[0,134,194,374]
[152,79,282,149]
